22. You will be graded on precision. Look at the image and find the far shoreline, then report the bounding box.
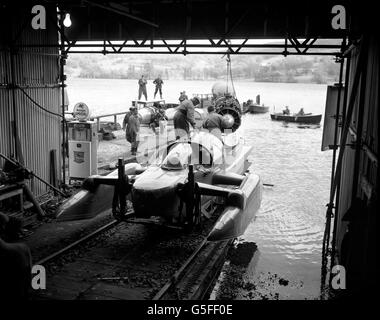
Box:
[67,77,332,86]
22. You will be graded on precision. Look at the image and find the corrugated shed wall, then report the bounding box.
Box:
[0,52,13,161]
[336,35,378,288]
[0,4,61,196]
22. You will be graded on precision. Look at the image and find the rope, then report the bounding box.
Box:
[224,45,236,98]
[17,86,65,120]
[226,54,230,95]
[229,55,237,97]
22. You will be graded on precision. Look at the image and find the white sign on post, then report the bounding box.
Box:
[73,102,90,121]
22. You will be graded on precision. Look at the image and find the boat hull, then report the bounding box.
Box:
[270,113,322,124]
[249,104,269,114]
[55,131,262,241]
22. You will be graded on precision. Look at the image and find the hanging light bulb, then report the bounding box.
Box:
[63,13,72,27]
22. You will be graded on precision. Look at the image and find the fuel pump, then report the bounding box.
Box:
[67,102,98,182]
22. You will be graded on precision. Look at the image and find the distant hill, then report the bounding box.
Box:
[66,52,340,84]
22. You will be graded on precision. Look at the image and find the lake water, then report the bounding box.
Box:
[66,78,332,300]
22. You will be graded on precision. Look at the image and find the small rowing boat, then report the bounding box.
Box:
[270,113,322,124]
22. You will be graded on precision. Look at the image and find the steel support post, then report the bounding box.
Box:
[59,14,67,189]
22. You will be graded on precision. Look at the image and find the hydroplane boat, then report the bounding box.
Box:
[57,91,263,241]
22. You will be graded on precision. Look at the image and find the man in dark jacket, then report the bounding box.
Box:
[138,75,147,100]
[173,94,199,140]
[202,105,224,139]
[122,109,132,131]
[125,106,140,155]
[153,75,164,99]
[297,108,305,115]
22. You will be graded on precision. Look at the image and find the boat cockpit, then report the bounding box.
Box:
[161,142,213,171]
[160,131,225,171]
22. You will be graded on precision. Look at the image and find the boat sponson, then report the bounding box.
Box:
[207,173,262,241]
[56,185,114,221]
[56,163,145,222]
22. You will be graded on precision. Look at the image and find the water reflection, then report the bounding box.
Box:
[213,110,331,300]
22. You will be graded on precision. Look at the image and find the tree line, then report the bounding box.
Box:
[66,54,340,84]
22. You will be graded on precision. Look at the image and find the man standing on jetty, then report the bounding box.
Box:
[138,75,147,100]
[153,75,164,99]
[124,106,140,155]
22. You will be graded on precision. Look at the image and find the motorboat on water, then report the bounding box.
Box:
[243,95,270,114]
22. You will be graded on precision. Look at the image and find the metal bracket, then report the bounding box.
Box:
[112,158,131,220]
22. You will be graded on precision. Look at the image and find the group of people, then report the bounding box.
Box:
[282,106,305,116]
[122,102,168,156]
[138,75,164,100]
[173,92,225,140]
[123,90,226,155]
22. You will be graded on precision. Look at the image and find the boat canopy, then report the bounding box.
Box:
[191,131,223,160]
[161,141,213,170]
[161,132,224,171]
[162,132,225,169]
